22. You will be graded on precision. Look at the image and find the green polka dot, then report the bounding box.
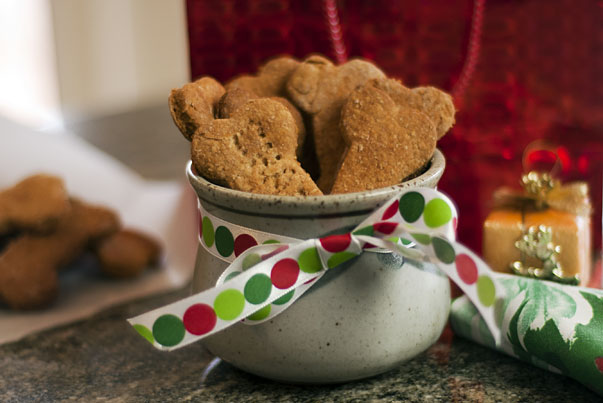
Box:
[401,238,412,245]
[242,253,261,270]
[244,274,272,304]
[152,314,185,347]
[247,305,271,321]
[215,226,234,257]
[298,248,322,273]
[202,217,214,247]
[353,226,374,236]
[273,290,294,305]
[477,276,496,307]
[432,237,455,264]
[224,271,241,282]
[386,236,399,243]
[327,251,358,269]
[423,198,452,228]
[411,233,431,245]
[214,289,245,320]
[263,239,280,244]
[399,192,425,223]
[133,324,154,345]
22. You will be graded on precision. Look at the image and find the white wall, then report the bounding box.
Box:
[0,0,190,128]
[0,0,61,129]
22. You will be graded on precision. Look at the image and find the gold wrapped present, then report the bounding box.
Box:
[483,172,592,285]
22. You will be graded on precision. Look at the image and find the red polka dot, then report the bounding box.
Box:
[373,222,398,235]
[304,277,317,285]
[271,258,300,289]
[452,217,458,232]
[234,234,258,257]
[596,357,603,373]
[382,200,399,220]
[456,254,478,285]
[320,233,352,253]
[183,303,217,335]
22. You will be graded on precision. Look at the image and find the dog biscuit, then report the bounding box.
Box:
[330,83,437,194]
[286,55,386,192]
[217,87,306,158]
[225,56,300,97]
[0,174,70,235]
[169,77,225,141]
[192,98,322,196]
[370,78,455,139]
[0,199,119,309]
[95,229,161,279]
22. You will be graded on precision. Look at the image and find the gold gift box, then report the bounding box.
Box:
[482,173,592,285]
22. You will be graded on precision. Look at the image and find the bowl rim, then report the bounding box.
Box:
[187,149,445,216]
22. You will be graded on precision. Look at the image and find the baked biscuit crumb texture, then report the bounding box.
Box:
[331,84,437,194]
[224,57,306,152]
[0,200,120,309]
[217,88,306,158]
[217,88,257,119]
[192,98,322,196]
[95,229,161,279]
[370,78,455,139]
[286,55,386,193]
[0,174,70,234]
[169,77,225,141]
[225,56,300,98]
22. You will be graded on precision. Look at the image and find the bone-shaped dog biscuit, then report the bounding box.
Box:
[222,57,307,158]
[217,87,306,158]
[370,78,455,139]
[0,199,119,309]
[0,174,70,234]
[225,56,300,97]
[286,55,386,193]
[192,98,322,196]
[95,229,161,279]
[330,83,437,194]
[169,77,225,141]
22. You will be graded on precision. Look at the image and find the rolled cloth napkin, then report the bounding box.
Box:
[450,273,603,395]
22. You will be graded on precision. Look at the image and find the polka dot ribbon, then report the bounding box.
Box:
[128,188,503,351]
[197,201,300,263]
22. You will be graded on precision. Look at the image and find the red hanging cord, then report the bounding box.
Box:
[451,0,486,103]
[323,0,485,103]
[322,0,348,64]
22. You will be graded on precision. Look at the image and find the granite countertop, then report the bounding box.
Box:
[1,110,600,401]
[1,286,600,402]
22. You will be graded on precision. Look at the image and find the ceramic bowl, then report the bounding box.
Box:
[188,149,450,384]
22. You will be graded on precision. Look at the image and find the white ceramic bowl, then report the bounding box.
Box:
[189,149,450,383]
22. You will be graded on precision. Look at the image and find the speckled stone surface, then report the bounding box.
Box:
[0,287,599,402]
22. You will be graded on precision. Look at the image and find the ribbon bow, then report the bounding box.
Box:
[128,188,503,351]
[493,171,591,217]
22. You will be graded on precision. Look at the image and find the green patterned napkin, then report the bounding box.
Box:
[450,273,603,395]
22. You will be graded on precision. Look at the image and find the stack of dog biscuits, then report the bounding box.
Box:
[0,175,162,309]
[170,54,456,196]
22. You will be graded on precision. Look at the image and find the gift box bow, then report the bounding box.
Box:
[493,171,591,217]
[128,187,503,350]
